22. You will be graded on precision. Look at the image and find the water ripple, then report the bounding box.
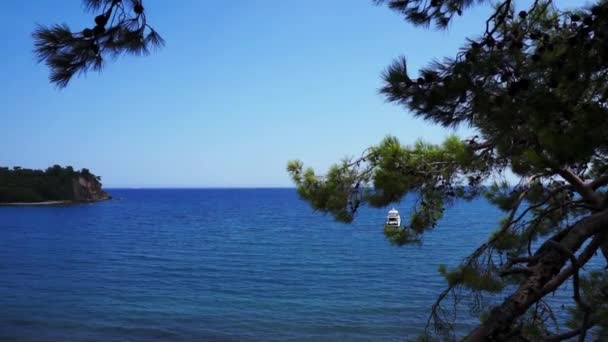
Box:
[0,189,601,341]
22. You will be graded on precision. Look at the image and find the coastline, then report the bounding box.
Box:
[0,200,75,206]
[0,198,110,206]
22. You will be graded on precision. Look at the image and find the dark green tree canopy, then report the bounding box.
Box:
[34,0,163,88]
[0,165,105,202]
[289,0,608,340]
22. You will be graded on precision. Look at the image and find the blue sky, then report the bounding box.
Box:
[0,0,579,187]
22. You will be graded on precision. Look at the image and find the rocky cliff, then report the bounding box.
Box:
[72,175,111,202]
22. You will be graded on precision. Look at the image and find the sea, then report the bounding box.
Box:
[0,189,602,341]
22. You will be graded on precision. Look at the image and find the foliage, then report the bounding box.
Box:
[0,165,102,202]
[289,135,483,241]
[33,0,163,88]
[288,0,608,340]
[565,271,608,339]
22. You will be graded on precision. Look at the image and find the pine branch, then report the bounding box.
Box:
[465,210,608,340]
[33,0,163,88]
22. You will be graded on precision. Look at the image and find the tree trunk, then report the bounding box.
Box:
[464,209,608,341]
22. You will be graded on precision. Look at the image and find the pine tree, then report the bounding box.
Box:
[33,0,163,88]
[288,0,608,340]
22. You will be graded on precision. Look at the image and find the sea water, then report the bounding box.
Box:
[0,189,600,341]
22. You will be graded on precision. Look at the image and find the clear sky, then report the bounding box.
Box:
[0,0,580,187]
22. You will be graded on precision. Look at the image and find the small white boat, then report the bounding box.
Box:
[385,208,401,227]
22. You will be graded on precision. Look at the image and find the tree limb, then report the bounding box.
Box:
[558,168,603,208]
[544,319,597,341]
[464,209,608,341]
[504,255,539,269]
[499,266,534,277]
[541,232,605,296]
[589,174,608,190]
[484,0,512,37]
[545,240,592,342]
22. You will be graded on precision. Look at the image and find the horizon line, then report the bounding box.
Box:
[104,186,297,190]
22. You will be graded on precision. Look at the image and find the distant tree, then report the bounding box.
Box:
[33,0,163,88]
[288,0,608,340]
[46,164,62,175]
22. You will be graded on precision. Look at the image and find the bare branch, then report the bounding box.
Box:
[545,319,596,341]
[484,0,512,37]
[509,185,570,228]
[558,168,603,209]
[589,174,608,190]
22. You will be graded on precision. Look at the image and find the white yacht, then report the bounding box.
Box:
[385,208,401,227]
